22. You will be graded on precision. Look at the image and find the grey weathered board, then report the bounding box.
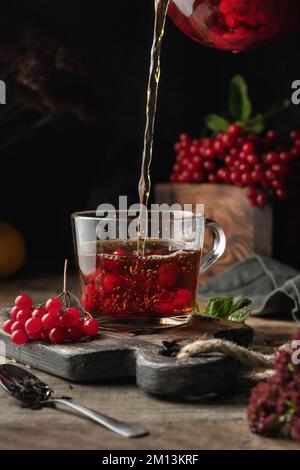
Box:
[0,309,253,397]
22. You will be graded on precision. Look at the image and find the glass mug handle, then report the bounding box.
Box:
[200,218,226,274]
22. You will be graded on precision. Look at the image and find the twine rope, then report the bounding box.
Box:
[177,338,291,386]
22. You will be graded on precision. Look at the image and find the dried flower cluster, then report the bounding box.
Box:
[0,26,102,123]
[248,330,300,441]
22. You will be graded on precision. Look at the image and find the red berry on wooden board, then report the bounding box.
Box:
[2,319,14,334]
[83,318,99,337]
[41,329,51,342]
[10,306,20,321]
[28,331,42,341]
[32,307,46,319]
[11,321,25,334]
[42,312,60,330]
[25,317,43,335]
[15,294,32,309]
[64,327,83,342]
[59,311,75,328]
[49,327,65,345]
[65,307,81,322]
[16,309,32,325]
[11,330,28,345]
[45,297,62,315]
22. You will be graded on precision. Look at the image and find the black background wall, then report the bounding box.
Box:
[1,0,300,274]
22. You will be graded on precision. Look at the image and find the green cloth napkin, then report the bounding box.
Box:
[200,255,300,322]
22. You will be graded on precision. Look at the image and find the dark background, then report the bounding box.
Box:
[1,0,300,275]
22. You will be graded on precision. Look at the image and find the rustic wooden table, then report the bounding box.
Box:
[0,275,299,450]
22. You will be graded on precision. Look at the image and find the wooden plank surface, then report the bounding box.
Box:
[0,275,299,450]
[0,307,253,395]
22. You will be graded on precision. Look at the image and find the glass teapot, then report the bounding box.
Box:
[168,0,300,51]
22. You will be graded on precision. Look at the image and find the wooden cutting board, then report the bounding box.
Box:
[0,309,253,397]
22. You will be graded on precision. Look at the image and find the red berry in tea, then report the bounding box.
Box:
[103,273,122,293]
[159,263,181,277]
[80,241,200,319]
[172,297,187,311]
[158,302,175,315]
[158,272,177,289]
[113,249,126,256]
[176,289,192,304]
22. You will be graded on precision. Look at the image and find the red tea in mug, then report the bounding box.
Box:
[78,240,201,320]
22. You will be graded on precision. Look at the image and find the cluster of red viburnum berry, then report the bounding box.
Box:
[248,330,300,441]
[170,125,300,207]
[2,294,99,345]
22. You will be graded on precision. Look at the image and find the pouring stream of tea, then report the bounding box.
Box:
[138,0,170,253]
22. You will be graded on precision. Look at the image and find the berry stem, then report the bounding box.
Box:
[63,259,68,293]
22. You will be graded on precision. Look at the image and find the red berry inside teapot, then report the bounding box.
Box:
[168,0,300,51]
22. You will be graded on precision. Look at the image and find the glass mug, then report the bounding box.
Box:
[72,210,226,328]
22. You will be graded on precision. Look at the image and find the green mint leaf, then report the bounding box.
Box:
[205,114,230,133]
[229,75,252,123]
[245,114,266,134]
[202,296,252,323]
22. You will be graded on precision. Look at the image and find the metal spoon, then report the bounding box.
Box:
[0,364,148,438]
